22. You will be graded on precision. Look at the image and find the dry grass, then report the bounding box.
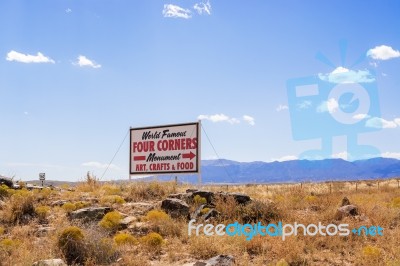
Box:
[0,178,399,265]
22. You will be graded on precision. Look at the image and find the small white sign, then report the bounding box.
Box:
[39,173,45,180]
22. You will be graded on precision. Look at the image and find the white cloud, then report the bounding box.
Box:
[198,114,240,124]
[198,114,256,126]
[6,50,55,64]
[367,45,400,60]
[242,115,255,126]
[66,8,72,13]
[24,111,29,115]
[395,118,400,126]
[332,151,348,160]
[317,98,339,113]
[82,161,120,170]
[318,66,375,83]
[194,0,211,15]
[381,152,400,160]
[276,104,288,112]
[163,4,192,19]
[297,100,312,109]
[271,155,298,162]
[75,55,101,68]
[353,113,370,120]
[365,117,398,129]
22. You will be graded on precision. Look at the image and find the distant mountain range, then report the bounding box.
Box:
[149,157,400,184]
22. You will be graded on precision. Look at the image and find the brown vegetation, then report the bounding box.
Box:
[0,178,399,265]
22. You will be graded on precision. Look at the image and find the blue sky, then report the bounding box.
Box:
[1,1,400,181]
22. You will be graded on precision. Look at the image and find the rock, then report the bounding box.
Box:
[122,202,155,216]
[0,176,13,187]
[341,197,351,206]
[215,192,252,205]
[119,216,137,229]
[203,209,219,221]
[26,184,44,190]
[193,255,235,266]
[12,184,21,189]
[80,197,99,203]
[184,189,251,205]
[32,259,67,266]
[128,222,151,236]
[51,200,69,207]
[229,193,251,205]
[168,193,192,202]
[35,226,56,237]
[68,207,112,221]
[161,198,190,218]
[191,204,207,220]
[357,214,369,222]
[335,205,359,220]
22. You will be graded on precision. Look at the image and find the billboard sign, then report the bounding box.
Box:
[130,122,200,175]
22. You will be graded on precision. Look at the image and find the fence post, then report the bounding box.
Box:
[329,183,332,194]
[356,182,358,192]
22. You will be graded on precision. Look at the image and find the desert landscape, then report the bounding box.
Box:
[0,175,399,266]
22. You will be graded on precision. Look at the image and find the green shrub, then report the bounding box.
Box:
[62,202,76,213]
[141,232,164,250]
[276,258,289,266]
[0,185,10,198]
[114,233,137,246]
[145,210,169,222]
[58,226,86,265]
[99,211,122,231]
[74,201,90,210]
[0,238,19,253]
[101,184,122,195]
[35,205,50,221]
[200,207,210,215]
[100,195,125,205]
[8,192,36,224]
[194,195,207,205]
[36,187,53,199]
[362,245,381,259]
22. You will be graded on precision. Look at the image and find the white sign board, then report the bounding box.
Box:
[130,122,200,175]
[39,173,45,180]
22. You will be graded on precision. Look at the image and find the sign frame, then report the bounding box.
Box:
[129,121,201,176]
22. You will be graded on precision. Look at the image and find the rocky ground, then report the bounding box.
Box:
[0,176,399,265]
